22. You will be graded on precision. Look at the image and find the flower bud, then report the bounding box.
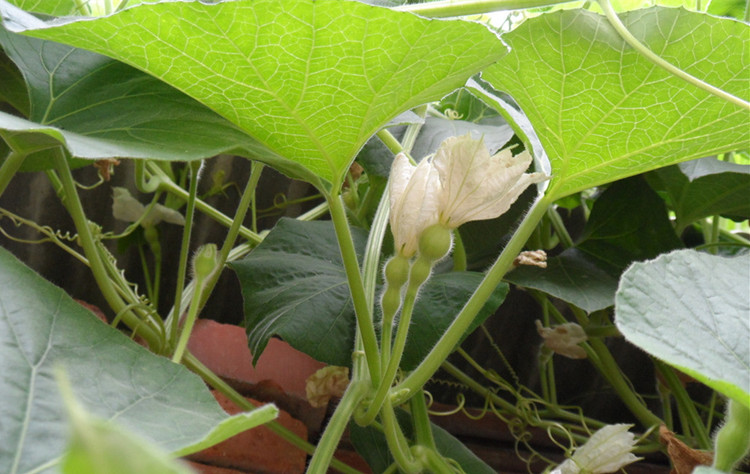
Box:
[192,244,219,282]
[418,224,452,262]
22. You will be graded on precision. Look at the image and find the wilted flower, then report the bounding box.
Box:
[552,424,642,474]
[112,187,184,227]
[305,366,349,408]
[388,134,546,257]
[535,320,588,359]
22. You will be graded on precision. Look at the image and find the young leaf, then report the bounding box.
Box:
[615,249,750,407]
[0,247,275,472]
[481,8,750,200]
[5,0,507,186]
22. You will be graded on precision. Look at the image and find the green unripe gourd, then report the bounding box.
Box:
[418,224,452,262]
[384,255,411,289]
[409,257,433,289]
[381,286,402,320]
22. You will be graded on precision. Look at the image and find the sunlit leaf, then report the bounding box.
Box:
[5,0,507,186]
[481,8,750,199]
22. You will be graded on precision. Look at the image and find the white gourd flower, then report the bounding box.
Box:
[388,134,547,258]
[389,154,441,258]
[551,424,642,474]
[433,134,547,228]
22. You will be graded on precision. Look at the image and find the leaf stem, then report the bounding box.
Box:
[52,150,161,349]
[410,390,437,450]
[327,193,381,384]
[147,162,262,245]
[392,194,552,404]
[396,0,575,17]
[654,361,712,449]
[598,0,750,111]
[169,161,201,346]
[382,399,422,473]
[0,149,25,199]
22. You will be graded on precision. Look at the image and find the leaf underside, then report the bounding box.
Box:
[482,8,750,199]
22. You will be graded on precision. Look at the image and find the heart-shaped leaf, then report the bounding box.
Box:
[5,0,507,186]
[481,8,750,199]
[0,246,276,473]
[615,249,750,407]
[230,218,508,368]
[0,12,287,173]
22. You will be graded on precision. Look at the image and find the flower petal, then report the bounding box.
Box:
[433,134,546,227]
[388,153,440,257]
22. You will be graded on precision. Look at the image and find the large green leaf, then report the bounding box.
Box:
[6,0,507,186]
[401,272,508,370]
[647,157,750,232]
[230,218,508,368]
[0,247,277,473]
[230,218,369,368]
[507,177,682,312]
[0,11,289,173]
[480,8,750,200]
[615,249,750,407]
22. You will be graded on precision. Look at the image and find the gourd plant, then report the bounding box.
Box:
[0,0,747,472]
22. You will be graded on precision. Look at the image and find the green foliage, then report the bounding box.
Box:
[0,0,748,471]
[0,9,278,171]
[616,249,750,406]
[9,0,507,187]
[507,177,682,311]
[647,157,750,232]
[0,247,275,472]
[481,8,750,199]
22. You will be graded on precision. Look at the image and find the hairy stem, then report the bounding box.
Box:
[393,194,552,404]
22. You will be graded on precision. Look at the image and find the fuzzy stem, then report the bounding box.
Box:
[393,194,551,404]
[410,390,437,450]
[306,380,370,473]
[53,151,161,348]
[382,399,422,473]
[327,193,381,382]
[169,161,201,345]
[713,399,750,472]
